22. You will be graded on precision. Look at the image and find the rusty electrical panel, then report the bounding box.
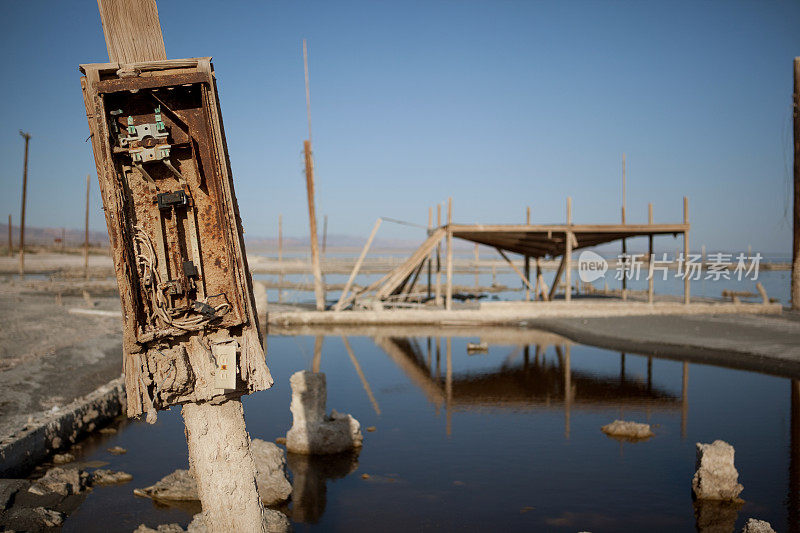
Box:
[79,58,272,420]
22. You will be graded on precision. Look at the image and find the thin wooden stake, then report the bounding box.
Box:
[304,140,325,310]
[683,196,690,305]
[334,218,382,311]
[7,214,11,256]
[565,197,572,302]
[495,247,536,293]
[648,202,654,304]
[19,131,30,278]
[435,203,442,306]
[84,173,90,279]
[427,206,433,299]
[445,197,453,310]
[524,206,531,301]
[621,153,627,301]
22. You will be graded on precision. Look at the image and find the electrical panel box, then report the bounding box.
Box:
[80,58,272,420]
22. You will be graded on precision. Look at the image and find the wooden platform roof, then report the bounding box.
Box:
[448,223,689,258]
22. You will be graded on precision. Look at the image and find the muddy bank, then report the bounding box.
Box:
[530,311,800,379]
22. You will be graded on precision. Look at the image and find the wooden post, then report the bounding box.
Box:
[565,197,572,302]
[793,57,800,310]
[334,218,382,311]
[18,131,30,278]
[304,141,325,310]
[322,214,328,255]
[61,228,66,252]
[427,206,433,299]
[648,202,654,304]
[445,197,453,310]
[474,243,479,290]
[84,173,90,279]
[312,335,323,373]
[524,206,531,301]
[303,40,325,311]
[435,204,442,306]
[683,196,690,305]
[278,214,283,303]
[7,215,11,256]
[90,3,269,531]
[621,153,627,301]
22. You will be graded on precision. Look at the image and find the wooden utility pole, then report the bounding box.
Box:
[303,39,325,311]
[793,57,800,310]
[84,173,90,279]
[621,153,627,301]
[18,131,30,277]
[7,215,11,256]
[87,2,270,531]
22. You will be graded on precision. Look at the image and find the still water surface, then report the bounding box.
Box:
[63,327,799,532]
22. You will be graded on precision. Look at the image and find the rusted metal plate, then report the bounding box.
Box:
[80,59,271,419]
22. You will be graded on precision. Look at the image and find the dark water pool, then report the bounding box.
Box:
[62,327,799,532]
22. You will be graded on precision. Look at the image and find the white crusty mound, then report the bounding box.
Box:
[601,420,654,440]
[692,440,744,501]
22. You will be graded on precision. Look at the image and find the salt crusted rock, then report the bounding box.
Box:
[692,440,744,501]
[187,509,290,533]
[91,469,133,485]
[134,440,290,505]
[741,518,776,533]
[601,420,654,440]
[285,371,363,455]
[29,466,89,496]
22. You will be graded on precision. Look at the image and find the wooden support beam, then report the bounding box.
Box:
[96,0,167,64]
[495,247,536,293]
[524,206,531,301]
[548,253,567,301]
[428,207,433,299]
[684,196,690,305]
[565,197,572,303]
[334,218,382,311]
[435,203,442,306]
[304,139,325,311]
[375,228,445,299]
[445,197,453,310]
[312,335,323,373]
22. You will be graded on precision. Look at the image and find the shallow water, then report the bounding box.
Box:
[63,327,799,532]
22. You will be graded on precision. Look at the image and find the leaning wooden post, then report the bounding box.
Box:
[303,140,325,310]
[84,173,90,279]
[648,202,654,304]
[445,197,454,310]
[7,215,12,256]
[334,217,382,311]
[435,203,442,306]
[84,2,271,530]
[524,206,531,301]
[18,131,30,278]
[793,57,800,310]
[565,197,573,302]
[683,196,690,305]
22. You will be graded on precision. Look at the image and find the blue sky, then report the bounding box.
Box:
[0,1,797,253]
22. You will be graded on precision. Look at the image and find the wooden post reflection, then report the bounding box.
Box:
[341,336,381,416]
[681,361,689,439]
[523,344,530,369]
[620,353,626,381]
[647,356,653,391]
[535,344,541,366]
[312,335,323,373]
[436,337,441,379]
[427,337,432,370]
[446,337,453,437]
[564,344,571,439]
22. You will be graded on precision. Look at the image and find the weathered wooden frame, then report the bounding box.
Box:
[80,57,271,419]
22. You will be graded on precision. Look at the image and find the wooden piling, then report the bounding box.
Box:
[524,206,531,301]
[304,140,325,310]
[428,207,433,299]
[565,197,572,303]
[19,131,30,278]
[7,215,11,256]
[683,196,690,305]
[445,197,453,310]
[648,202,654,304]
[84,173,90,279]
[435,204,442,306]
[793,57,800,310]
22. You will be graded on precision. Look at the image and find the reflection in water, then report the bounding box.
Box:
[790,380,800,533]
[373,334,682,442]
[693,499,743,533]
[287,450,360,524]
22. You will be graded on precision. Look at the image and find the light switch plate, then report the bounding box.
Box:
[212,342,237,390]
